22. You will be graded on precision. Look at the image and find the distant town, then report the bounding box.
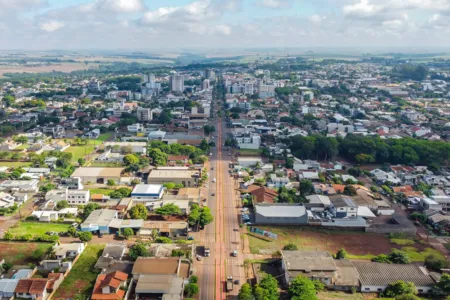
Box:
[0,53,449,300]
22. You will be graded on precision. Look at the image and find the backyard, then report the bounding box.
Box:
[53,244,105,299]
[0,242,53,265]
[88,187,115,195]
[8,221,71,237]
[246,226,443,262]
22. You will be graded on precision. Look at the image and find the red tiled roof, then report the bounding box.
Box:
[393,185,414,193]
[15,279,48,294]
[333,184,345,193]
[246,185,278,204]
[92,271,128,300]
[47,273,63,290]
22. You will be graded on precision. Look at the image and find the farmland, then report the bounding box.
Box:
[0,63,96,77]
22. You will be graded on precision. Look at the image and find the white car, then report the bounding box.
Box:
[212,178,216,183]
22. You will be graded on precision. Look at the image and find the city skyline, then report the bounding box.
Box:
[2,0,450,50]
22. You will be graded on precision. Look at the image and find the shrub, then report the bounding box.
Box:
[283,243,298,250]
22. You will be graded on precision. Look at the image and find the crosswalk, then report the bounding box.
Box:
[225,259,243,266]
[197,237,216,243]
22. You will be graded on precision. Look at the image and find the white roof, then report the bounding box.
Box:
[132,184,164,195]
[357,206,376,218]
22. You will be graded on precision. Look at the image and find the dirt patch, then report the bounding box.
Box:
[53,279,89,299]
[247,227,427,257]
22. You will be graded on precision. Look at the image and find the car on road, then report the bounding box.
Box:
[70,222,79,227]
[244,222,252,225]
[212,178,216,183]
[211,193,215,196]
[211,167,214,170]
[241,208,249,212]
[231,250,238,257]
[234,279,240,285]
[242,215,250,221]
[196,255,202,261]
[187,236,194,240]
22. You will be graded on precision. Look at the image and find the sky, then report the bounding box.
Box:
[1,0,450,51]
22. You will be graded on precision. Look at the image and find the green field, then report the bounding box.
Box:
[0,161,32,168]
[64,145,96,161]
[237,149,262,156]
[88,188,115,195]
[401,246,445,262]
[9,221,71,236]
[97,133,113,142]
[53,244,105,299]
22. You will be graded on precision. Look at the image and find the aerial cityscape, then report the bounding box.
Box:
[1,0,450,300]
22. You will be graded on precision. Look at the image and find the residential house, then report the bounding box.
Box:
[370,169,401,185]
[0,140,22,151]
[0,192,16,208]
[268,174,289,189]
[31,211,59,222]
[14,278,51,300]
[53,243,85,260]
[237,157,263,168]
[354,262,436,294]
[91,271,128,300]
[167,155,189,166]
[70,167,125,184]
[0,269,33,299]
[244,185,278,204]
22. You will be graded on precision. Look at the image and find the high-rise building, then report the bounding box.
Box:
[205,68,215,80]
[137,107,152,122]
[170,75,184,92]
[202,79,210,90]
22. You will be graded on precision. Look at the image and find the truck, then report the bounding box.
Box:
[226,276,234,291]
[204,246,210,257]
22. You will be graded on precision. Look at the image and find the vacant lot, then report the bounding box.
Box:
[64,145,96,162]
[9,221,71,237]
[53,244,105,299]
[88,188,115,195]
[247,227,435,261]
[0,242,53,264]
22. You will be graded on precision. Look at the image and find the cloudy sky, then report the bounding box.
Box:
[1,0,450,50]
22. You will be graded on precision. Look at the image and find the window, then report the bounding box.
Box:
[418,289,423,292]
[377,289,382,292]
[364,288,370,291]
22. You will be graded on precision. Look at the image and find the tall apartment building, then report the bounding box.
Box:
[202,79,210,90]
[170,75,184,92]
[137,107,152,122]
[205,68,215,80]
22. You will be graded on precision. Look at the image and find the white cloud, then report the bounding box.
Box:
[258,0,290,9]
[309,14,325,25]
[91,0,146,13]
[141,7,179,24]
[0,0,47,11]
[214,24,232,36]
[39,20,64,32]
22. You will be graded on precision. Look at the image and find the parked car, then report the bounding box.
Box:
[196,255,202,261]
[187,236,194,240]
[231,250,238,257]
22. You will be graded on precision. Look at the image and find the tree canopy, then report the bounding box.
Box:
[288,275,319,300]
[129,204,148,220]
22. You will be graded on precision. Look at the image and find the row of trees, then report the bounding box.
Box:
[238,273,324,300]
[289,134,450,166]
[148,140,209,165]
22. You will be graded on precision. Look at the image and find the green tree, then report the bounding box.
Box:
[288,275,318,300]
[372,254,391,263]
[155,203,182,219]
[384,280,416,297]
[299,179,313,196]
[199,206,214,227]
[78,231,92,242]
[155,237,172,243]
[184,283,199,297]
[13,135,28,144]
[83,202,100,218]
[388,249,410,264]
[425,254,447,271]
[158,110,172,124]
[188,204,201,226]
[67,227,77,237]
[283,243,298,250]
[32,248,45,261]
[129,243,149,261]
[343,186,357,196]
[148,148,168,166]
[434,273,450,294]
[3,231,13,240]
[204,125,211,136]
[106,179,116,186]
[189,276,198,284]
[238,283,253,300]
[56,200,69,211]
[77,158,86,166]
[123,154,139,166]
[2,262,13,272]
[129,204,148,220]
[257,273,279,300]
[335,248,348,259]
[122,228,134,239]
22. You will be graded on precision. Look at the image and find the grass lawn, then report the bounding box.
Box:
[0,242,53,265]
[88,188,115,195]
[53,244,105,299]
[0,161,32,168]
[8,222,71,236]
[97,132,113,142]
[390,238,415,246]
[15,144,29,150]
[401,246,445,262]
[64,145,96,162]
[238,149,262,155]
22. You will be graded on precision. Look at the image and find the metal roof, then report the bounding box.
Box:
[354,262,436,287]
[255,204,306,218]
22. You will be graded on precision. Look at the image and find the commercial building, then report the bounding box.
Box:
[131,184,164,203]
[80,209,119,234]
[235,133,261,150]
[104,142,147,155]
[147,169,200,187]
[255,204,308,225]
[0,180,39,192]
[70,167,124,184]
[237,157,263,168]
